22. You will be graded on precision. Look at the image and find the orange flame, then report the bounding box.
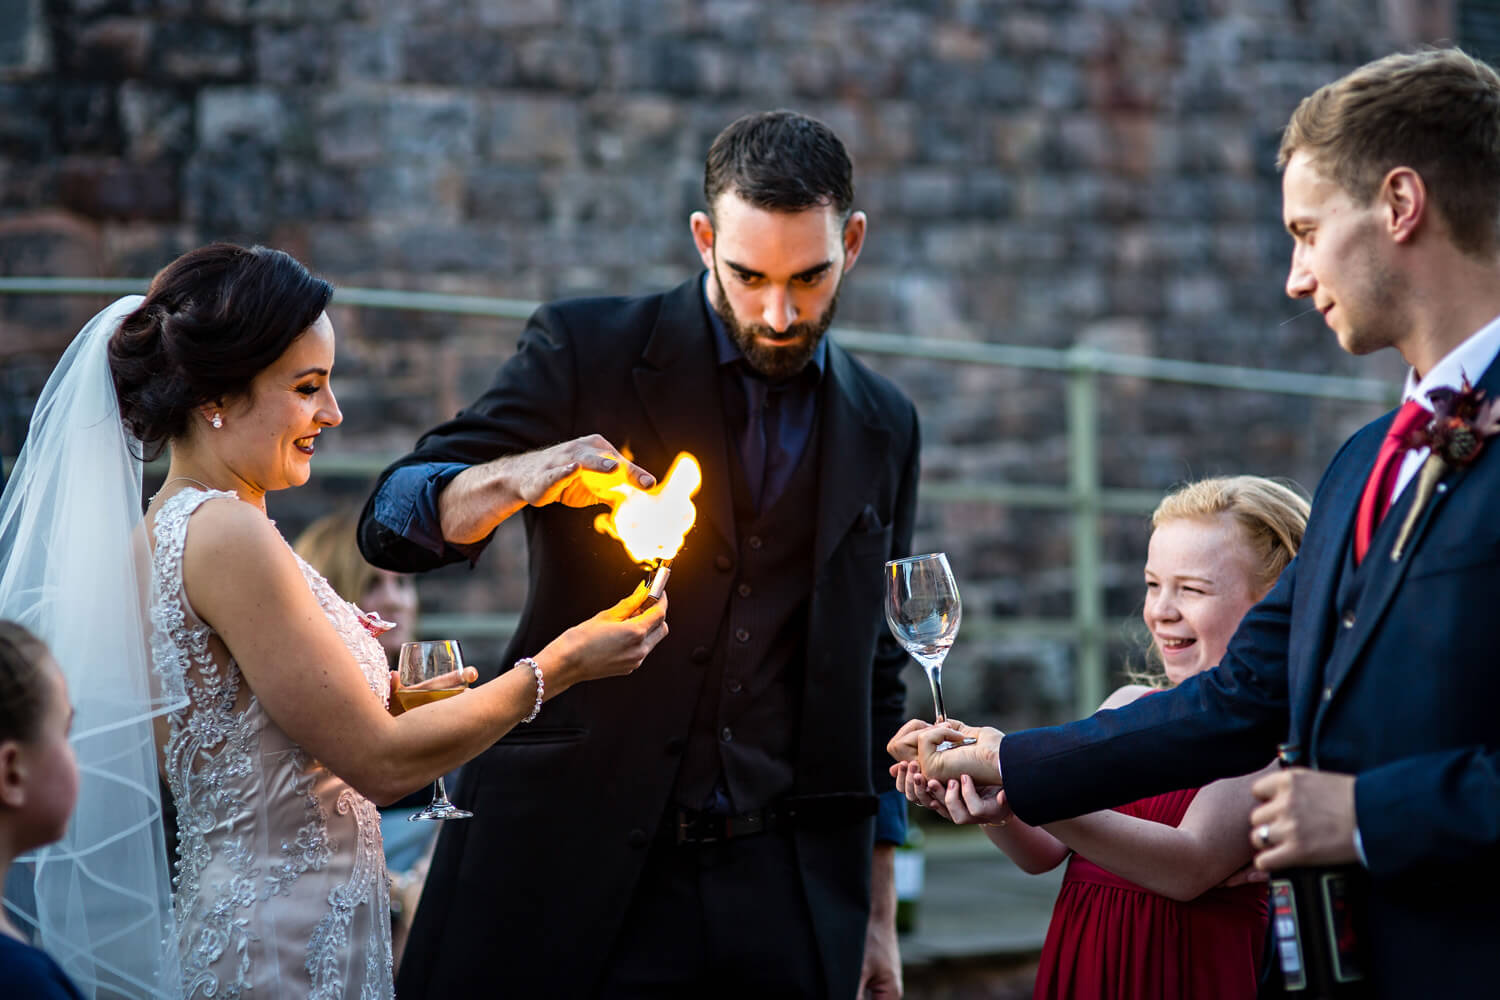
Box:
[589,452,702,564]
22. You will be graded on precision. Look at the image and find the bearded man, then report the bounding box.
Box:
[360,110,918,999]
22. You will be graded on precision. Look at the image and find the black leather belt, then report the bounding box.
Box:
[670,793,878,845]
[674,808,775,844]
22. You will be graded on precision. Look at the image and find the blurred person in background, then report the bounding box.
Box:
[294,508,419,664]
[894,476,1308,999]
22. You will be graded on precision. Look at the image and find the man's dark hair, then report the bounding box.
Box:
[703,110,854,220]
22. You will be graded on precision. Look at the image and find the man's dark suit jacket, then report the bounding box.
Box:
[1003,365,1500,998]
[360,276,919,997]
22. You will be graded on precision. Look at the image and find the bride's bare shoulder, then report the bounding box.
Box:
[180,497,295,582]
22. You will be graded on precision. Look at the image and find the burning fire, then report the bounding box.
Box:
[589,452,702,565]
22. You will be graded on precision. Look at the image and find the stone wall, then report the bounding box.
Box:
[0,0,1450,724]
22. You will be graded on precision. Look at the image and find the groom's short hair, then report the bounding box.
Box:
[1278,47,1500,256]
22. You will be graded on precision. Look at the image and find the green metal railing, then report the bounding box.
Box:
[0,277,1396,715]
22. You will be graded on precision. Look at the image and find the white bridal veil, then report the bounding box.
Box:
[0,296,185,998]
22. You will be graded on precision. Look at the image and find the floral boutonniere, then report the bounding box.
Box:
[1390,376,1500,560]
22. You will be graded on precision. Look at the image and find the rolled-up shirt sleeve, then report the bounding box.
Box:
[370,462,489,566]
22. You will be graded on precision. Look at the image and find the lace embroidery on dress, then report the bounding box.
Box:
[151,489,394,999]
[292,556,395,996]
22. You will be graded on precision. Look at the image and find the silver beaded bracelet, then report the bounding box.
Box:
[517,656,543,723]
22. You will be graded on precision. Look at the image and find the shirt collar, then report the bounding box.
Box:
[1403,312,1500,410]
[701,272,828,381]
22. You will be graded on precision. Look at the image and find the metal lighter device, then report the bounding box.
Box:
[636,559,672,611]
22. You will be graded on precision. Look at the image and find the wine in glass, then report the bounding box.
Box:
[397,639,473,821]
[885,552,976,751]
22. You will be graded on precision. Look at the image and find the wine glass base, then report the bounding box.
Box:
[934,737,979,752]
[408,804,472,822]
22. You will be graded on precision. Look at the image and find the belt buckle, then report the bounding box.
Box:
[724,810,765,838]
[676,811,722,845]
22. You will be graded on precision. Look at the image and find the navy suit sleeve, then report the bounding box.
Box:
[871,406,920,844]
[360,304,580,572]
[1001,553,1296,826]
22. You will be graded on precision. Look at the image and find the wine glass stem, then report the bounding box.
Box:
[431,776,454,809]
[926,666,948,723]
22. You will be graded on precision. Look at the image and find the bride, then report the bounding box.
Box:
[0,243,668,998]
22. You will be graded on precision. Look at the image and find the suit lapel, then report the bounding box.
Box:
[812,342,892,573]
[1322,362,1500,695]
[632,278,735,555]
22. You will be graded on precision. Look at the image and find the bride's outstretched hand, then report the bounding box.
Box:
[916,722,1004,784]
[544,584,669,685]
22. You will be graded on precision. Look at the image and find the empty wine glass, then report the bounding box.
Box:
[397,639,473,821]
[885,552,976,751]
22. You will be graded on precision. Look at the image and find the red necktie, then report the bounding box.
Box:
[1353,400,1428,563]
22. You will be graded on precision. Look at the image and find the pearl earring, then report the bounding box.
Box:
[211,413,223,429]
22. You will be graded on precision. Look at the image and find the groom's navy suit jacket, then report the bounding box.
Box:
[1004,364,1500,998]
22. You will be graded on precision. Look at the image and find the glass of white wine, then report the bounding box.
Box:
[397,639,473,821]
[885,552,976,752]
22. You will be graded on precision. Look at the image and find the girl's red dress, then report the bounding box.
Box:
[1032,785,1268,999]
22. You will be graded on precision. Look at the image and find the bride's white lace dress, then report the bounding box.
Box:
[150,488,394,999]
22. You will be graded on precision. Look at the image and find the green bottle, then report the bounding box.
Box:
[894,824,925,934]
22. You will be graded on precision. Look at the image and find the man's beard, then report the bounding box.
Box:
[711,265,840,380]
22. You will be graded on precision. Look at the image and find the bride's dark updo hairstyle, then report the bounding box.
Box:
[109,242,333,458]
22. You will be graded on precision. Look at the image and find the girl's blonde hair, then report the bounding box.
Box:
[1151,476,1310,597]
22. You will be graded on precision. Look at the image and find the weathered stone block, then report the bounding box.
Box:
[386,92,480,164]
[73,17,152,79]
[335,25,401,84]
[0,83,56,158]
[474,0,562,29]
[182,144,277,231]
[0,0,49,76]
[272,161,368,220]
[57,156,178,220]
[361,163,465,225]
[313,93,388,165]
[198,87,287,149]
[118,83,194,160]
[56,83,123,153]
[255,25,335,85]
[153,22,251,82]
[515,36,604,93]
[464,165,548,222]
[399,28,515,88]
[483,93,581,164]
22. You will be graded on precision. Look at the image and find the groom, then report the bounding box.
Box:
[896,48,1500,998]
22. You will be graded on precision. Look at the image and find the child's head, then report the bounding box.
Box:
[0,622,78,852]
